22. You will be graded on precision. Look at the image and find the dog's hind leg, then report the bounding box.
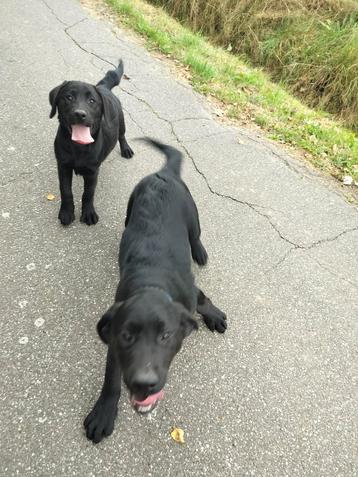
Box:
[118,106,134,159]
[196,288,227,333]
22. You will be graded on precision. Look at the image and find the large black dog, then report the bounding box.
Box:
[49,60,133,226]
[84,139,227,443]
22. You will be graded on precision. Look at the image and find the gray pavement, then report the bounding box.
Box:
[0,0,357,476]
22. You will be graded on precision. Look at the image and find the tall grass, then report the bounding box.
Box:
[149,0,358,129]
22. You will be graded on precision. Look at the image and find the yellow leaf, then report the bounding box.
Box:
[46,193,55,201]
[170,427,185,444]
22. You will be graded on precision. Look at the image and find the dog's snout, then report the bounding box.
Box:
[131,369,159,394]
[74,109,87,120]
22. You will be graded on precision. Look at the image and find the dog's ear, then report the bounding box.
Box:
[97,302,124,344]
[173,302,198,338]
[49,81,67,119]
[95,86,117,124]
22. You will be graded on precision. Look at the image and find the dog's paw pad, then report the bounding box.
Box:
[58,207,75,226]
[80,207,99,226]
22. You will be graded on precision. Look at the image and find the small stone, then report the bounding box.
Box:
[19,336,29,345]
[34,318,45,328]
[342,175,353,185]
[26,263,36,271]
[19,300,28,309]
[2,212,10,219]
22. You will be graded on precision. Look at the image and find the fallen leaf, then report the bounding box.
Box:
[170,427,185,444]
[46,193,56,201]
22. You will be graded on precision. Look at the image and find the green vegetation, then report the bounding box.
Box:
[149,0,358,131]
[104,0,358,180]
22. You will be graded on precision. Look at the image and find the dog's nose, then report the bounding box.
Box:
[74,109,87,120]
[131,369,159,394]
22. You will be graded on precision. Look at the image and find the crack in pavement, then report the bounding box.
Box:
[264,247,296,274]
[171,117,212,123]
[121,89,273,213]
[306,225,358,249]
[264,225,358,275]
[309,255,358,290]
[121,88,358,250]
[64,19,117,67]
[122,106,146,136]
[41,0,68,27]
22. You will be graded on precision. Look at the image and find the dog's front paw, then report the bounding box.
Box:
[80,206,99,226]
[203,306,227,333]
[58,205,75,226]
[191,240,208,266]
[84,397,118,444]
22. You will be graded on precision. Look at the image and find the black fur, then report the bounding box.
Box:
[84,138,227,443]
[49,60,134,226]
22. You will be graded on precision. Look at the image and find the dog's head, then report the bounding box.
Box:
[49,81,114,145]
[98,290,198,414]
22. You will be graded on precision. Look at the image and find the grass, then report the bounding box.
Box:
[102,0,358,181]
[149,0,358,130]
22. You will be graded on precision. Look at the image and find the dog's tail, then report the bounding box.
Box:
[140,138,182,177]
[96,59,124,91]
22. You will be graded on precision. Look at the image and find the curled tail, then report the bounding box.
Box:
[139,137,183,176]
[96,59,124,91]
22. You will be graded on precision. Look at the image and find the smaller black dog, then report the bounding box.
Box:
[84,138,227,444]
[49,59,133,226]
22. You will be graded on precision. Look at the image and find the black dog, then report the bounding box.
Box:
[84,138,227,443]
[49,60,133,226]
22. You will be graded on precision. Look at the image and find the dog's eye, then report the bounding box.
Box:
[121,331,134,344]
[66,95,73,101]
[88,98,95,104]
[160,332,171,341]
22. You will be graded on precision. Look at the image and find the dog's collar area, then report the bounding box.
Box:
[132,286,173,302]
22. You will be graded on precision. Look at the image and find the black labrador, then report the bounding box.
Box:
[84,138,227,443]
[49,59,133,226]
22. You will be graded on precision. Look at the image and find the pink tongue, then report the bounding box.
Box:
[71,125,94,145]
[131,389,164,406]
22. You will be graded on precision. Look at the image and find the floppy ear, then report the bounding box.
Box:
[49,81,67,119]
[173,302,198,338]
[95,86,117,124]
[97,302,123,344]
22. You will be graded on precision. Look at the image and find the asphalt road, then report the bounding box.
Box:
[1,0,357,476]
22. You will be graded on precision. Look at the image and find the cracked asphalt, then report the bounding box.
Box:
[1,0,357,476]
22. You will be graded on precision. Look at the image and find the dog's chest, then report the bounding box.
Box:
[70,147,100,176]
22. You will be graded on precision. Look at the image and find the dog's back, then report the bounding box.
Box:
[120,139,191,275]
[116,138,209,310]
